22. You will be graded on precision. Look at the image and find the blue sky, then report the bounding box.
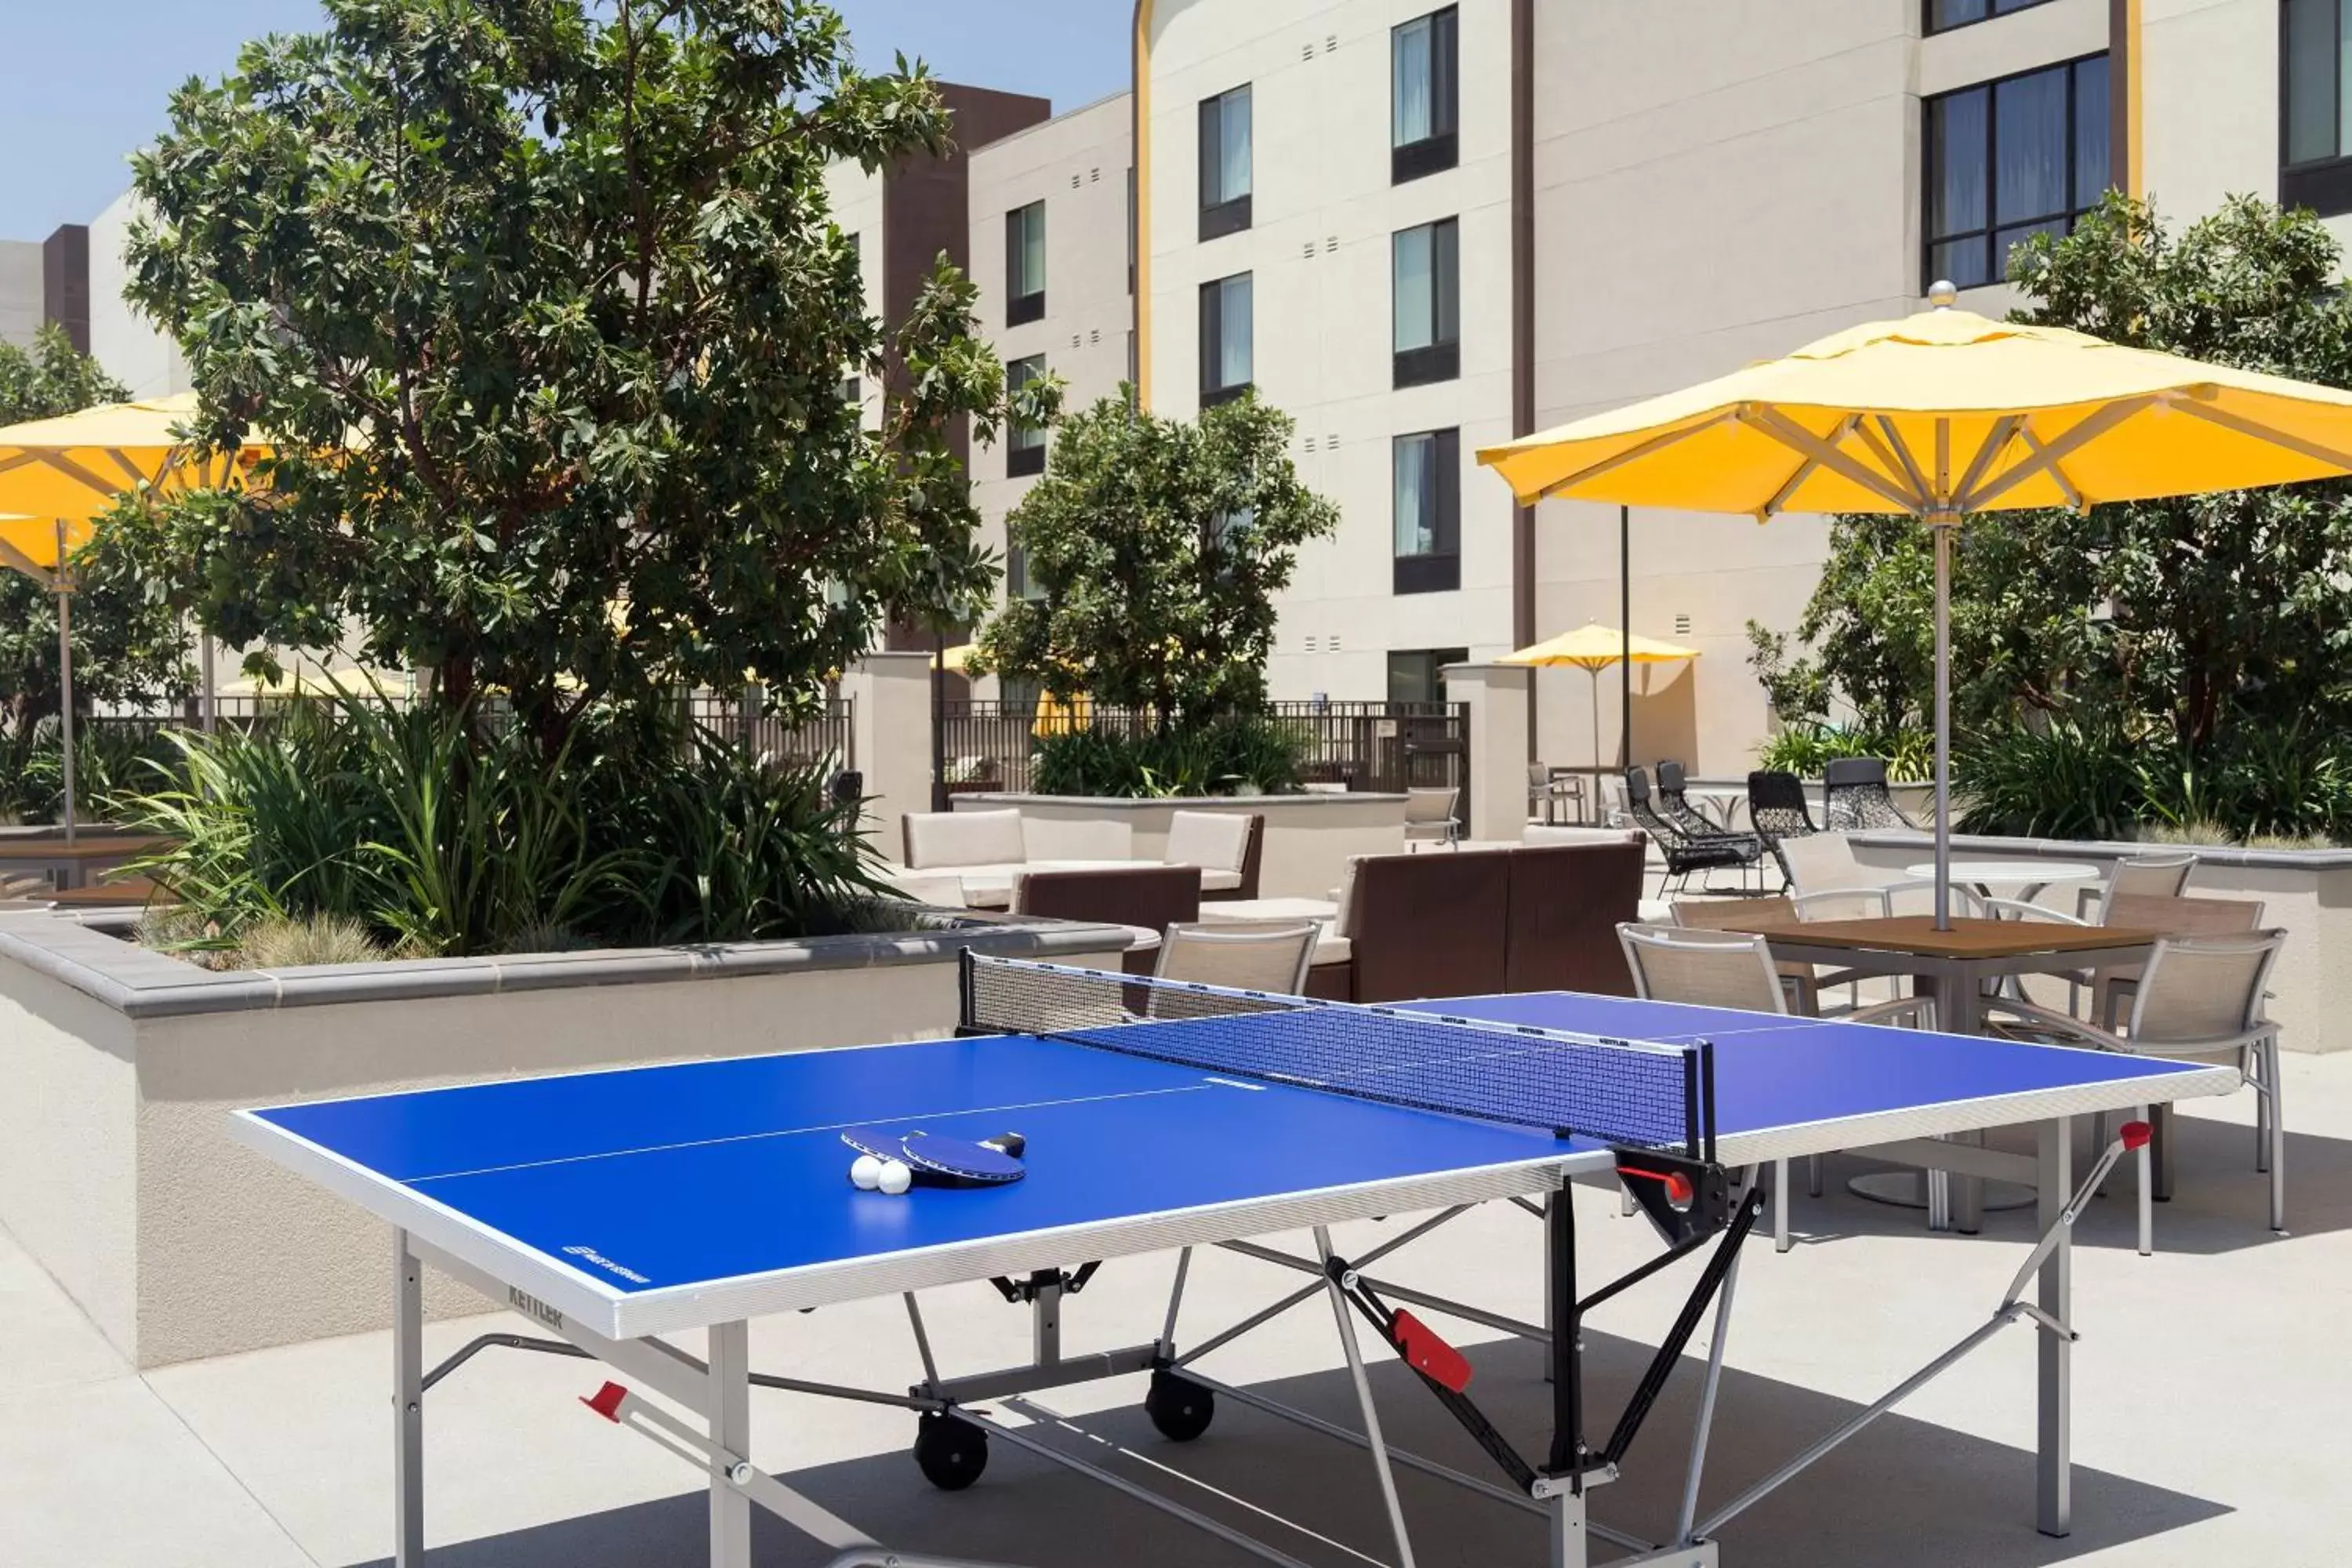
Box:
[0,2,1131,241]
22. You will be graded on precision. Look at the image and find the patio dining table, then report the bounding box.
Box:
[1733,915,2161,1232]
[0,834,170,891]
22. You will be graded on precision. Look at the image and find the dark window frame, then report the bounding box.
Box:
[1200,272,1254,406]
[1392,428,1461,596]
[1922,0,2060,36]
[2281,0,2352,216]
[1392,6,1460,184]
[1005,354,1048,477]
[1393,217,1461,389]
[1922,52,2110,292]
[1386,647,1469,706]
[1199,85,1254,241]
[1005,201,1047,326]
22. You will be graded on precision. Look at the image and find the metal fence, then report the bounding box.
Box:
[936,699,1468,799]
[80,694,854,770]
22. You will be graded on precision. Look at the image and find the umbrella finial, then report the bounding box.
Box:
[1927,279,1959,309]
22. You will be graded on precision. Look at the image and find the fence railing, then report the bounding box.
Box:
[78,695,854,771]
[936,699,1469,800]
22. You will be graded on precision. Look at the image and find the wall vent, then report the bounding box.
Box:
[1674,614,1693,636]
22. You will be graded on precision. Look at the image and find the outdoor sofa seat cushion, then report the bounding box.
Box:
[902,809,1027,869]
[1522,825,1645,848]
[1199,868,1246,892]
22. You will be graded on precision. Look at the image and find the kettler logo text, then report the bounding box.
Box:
[506,1288,563,1329]
[563,1244,652,1284]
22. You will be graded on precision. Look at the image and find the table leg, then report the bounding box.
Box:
[709,1320,753,1568]
[2037,1118,2072,1537]
[393,1229,424,1568]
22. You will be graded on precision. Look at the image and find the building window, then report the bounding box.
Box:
[1006,354,1048,477]
[1393,430,1461,595]
[2284,0,2352,215]
[1200,273,1253,406]
[1393,218,1461,387]
[1006,201,1047,326]
[1200,85,1253,241]
[1392,7,1459,183]
[1387,648,1468,705]
[840,376,862,406]
[1924,0,2057,34]
[1127,166,1138,294]
[1923,54,2109,291]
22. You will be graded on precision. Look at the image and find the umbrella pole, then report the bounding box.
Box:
[1931,520,1954,930]
[55,523,75,849]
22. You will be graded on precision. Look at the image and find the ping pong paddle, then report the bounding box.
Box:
[841,1128,1027,1187]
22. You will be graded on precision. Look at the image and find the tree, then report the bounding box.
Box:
[118,0,1029,758]
[1749,194,2352,753]
[0,327,193,732]
[971,391,1340,727]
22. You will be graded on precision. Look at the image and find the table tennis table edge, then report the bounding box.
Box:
[230,1106,1592,1341]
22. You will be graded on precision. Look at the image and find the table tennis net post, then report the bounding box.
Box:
[959,954,1715,1160]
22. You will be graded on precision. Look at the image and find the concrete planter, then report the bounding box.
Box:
[952,790,1409,900]
[1849,829,2352,1054]
[0,909,1132,1367]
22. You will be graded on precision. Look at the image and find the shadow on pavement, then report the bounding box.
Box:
[345,1331,2227,1568]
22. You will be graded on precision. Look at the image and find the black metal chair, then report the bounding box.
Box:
[1653,760,1733,841]
[1823,757,1918,830]
[1624,767,1766,898]
[1746,769,1817,887]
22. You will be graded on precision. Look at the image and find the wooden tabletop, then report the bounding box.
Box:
[48,877,173,908]
[1739,915,2160,960]
[0,835,169,862]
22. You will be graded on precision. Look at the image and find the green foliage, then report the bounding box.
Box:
[1957,717,2352,844]
[1030,713,1305,799]
[973,392,1340,726]
[0,327,194,734]
[120,0,1024,757]
[1755,723,1933,783]
[1751,194,2352,839]
[115,696,888,956]
[240,913,391,969]
[0,720,186,826]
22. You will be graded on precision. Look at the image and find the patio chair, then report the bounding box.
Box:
[1529,764,1587,826]
[1403,786,1463,845]
[1746,770,1817,888]
[2076,850,2196,920]
[1773,830,1973,919]
[1617,922,1932,1251]
[1655,760,1731,840]
[1622,767,1765,898]
[1981,929,2287,1253]
[1152,920,1319,1000]
[1821,757,1917,830]
[1163,810,1263,902]
[1976,888,2263,1026]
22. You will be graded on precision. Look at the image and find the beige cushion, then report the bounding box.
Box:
[904,810,1026,869]
[1522,825,1642,848]
[1200,868,1245,892]
[1333,855,1367,940]
[1163,810,1252,874]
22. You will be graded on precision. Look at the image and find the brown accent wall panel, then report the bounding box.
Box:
[1509,0,1536,663]
[43,224,90,354]
[2108,0,2132,197]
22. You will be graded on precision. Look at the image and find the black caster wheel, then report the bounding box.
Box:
[1145,1369,1215,1442]
[913,1412,989,1490]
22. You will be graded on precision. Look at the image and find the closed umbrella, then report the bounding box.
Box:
[0,394,275,841]
[1499,622,1698,782]
[1479,281,2352,927]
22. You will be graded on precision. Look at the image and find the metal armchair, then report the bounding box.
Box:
[1623,767,1766,898]
[1822,757,1917,830]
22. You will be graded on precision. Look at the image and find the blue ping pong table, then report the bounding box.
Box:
[232,956,2237,1568]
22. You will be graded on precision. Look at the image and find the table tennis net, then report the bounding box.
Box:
[960,955,1713,1158]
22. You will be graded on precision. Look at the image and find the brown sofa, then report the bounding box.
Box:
[1012,865,1203,976]
[1311,838,1642,1004]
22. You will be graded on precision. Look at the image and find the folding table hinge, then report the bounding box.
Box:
[1612,1148,1733,1247]
[988,1261,1101,1305]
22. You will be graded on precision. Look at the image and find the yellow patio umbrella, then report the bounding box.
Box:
[938,644,979,673]
[1501,622,1699,780]
[0,393,277,842]
[1479,281,2352,926]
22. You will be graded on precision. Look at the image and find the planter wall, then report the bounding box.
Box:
[1850,829,2352,1054]
[952,791,1410,900]
[0,911,1132,1367]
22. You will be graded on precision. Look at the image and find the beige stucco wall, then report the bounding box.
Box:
[0,239,43,350]
[967,91,1137,598]
[86,190,189,398]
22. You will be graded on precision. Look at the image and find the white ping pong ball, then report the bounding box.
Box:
[849,1154,883,1190]
[877,1160,913,1196]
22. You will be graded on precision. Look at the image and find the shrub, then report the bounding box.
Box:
[1956,717,2352,844]
[240,913,389,969]
[1755,724,1933,783]
[1031,713,1305,798]
[115,695,889,956]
